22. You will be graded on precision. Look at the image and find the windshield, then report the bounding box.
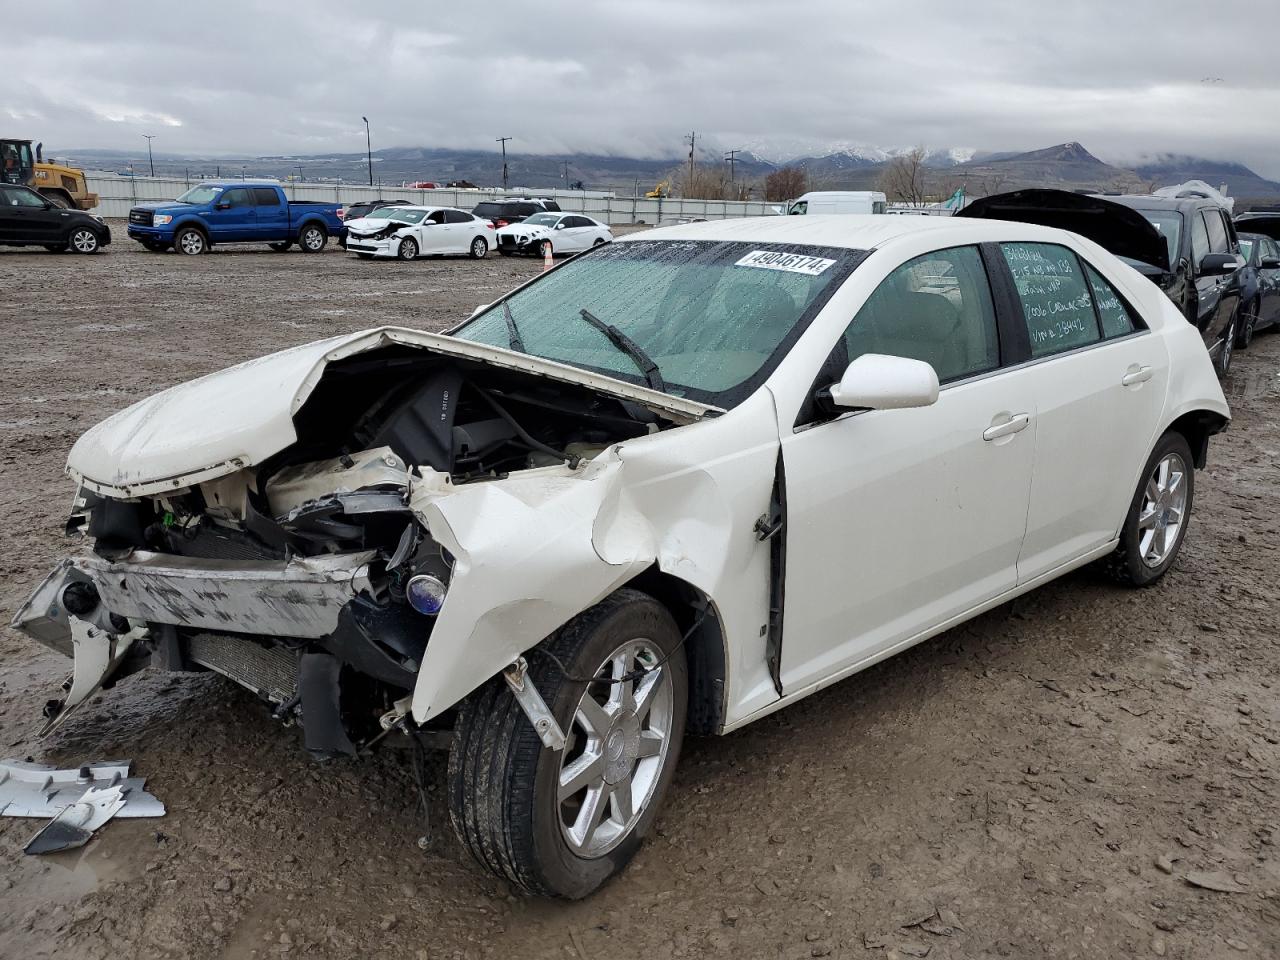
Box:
[176,185,223,204]
[376,208,426,224]
[523,213,560,227]
[453,240,863,406]
[1137,211,1181,266]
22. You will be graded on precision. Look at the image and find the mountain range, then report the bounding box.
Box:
[63,141,1280,204]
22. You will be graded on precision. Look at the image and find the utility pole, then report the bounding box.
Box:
[496,136,512,191]
[143,134,156,176]
[725,148,740,183]
[361,116,373,186]
[296,164,305,182]
[562,161,570,186]
[684,131,696,193]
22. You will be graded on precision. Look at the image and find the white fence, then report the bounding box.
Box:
[84,174,777,224]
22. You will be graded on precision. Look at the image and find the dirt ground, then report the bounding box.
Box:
[0,229,1276,960]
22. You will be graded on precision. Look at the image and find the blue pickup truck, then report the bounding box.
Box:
[126,182,346,255]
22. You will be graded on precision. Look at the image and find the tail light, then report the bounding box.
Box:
[496,219,509,228]
[336,208,345,220]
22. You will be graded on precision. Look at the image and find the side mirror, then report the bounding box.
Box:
[1199,252,1239,276]
[1261,256,1280,269]
[555,223,565,229]
[825,354,940,411]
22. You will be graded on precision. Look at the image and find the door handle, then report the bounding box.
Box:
[983,413,1030,442]
[1121,365,1153,386]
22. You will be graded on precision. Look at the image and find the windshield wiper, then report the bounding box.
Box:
[503,301,526,353]
[578,309,665,392]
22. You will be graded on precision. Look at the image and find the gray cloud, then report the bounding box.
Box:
[5,0,1278,175]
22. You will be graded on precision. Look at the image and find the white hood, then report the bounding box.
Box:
[67,327,719,498]
[344,216,405,233]
[497,223,551,240]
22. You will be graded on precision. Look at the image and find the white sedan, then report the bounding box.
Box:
[345,205,494,260]
[495,212,612,257]
[14,215,1229,898]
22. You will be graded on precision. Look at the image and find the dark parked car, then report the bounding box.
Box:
[960,189,1243,376]
[470,197,561,229]
[0,183,110,253]
[1232,224,1280,347]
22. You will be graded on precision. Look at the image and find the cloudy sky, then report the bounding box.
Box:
[6,0,1276,174]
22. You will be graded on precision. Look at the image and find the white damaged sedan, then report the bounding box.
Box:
[495,211,612,258]
[14,215,1228,897]
[345,204,493,260]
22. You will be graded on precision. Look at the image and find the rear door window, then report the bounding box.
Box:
[842,245,1000,383]
[444,209,471,224]
[1001,242,1101,357]
[253,187,281,206]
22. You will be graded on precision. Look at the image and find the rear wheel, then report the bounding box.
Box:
[69,228,100,254]
[1101,431,1195,587]
[269,240,292,252]
[447,589,688,898]
[469,236,488,259]
[175,226,207,255]
[298,224,327,253]
[397,237,418,261]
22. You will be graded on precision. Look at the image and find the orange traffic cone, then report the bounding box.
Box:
[542,241,553,272]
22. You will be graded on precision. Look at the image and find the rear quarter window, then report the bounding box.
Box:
[1083,263,1141,339]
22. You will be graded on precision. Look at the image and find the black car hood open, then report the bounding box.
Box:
[1234,213,1280,243]
[959,189,1170,273]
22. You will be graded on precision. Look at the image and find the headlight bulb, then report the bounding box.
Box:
[405,574,448,616]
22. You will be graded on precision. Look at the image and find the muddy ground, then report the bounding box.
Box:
[0,230,1276,960]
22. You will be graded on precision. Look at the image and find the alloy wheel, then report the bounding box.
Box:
[558,639,673,858]
[71,229,98,253]
[1138,452,1188,567]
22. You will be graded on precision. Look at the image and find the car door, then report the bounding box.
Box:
[444,209,477,251]
[206,187,256,242]
[995,242,1168,581]
[560,215,594,252]
[779,244,1038,693]
[417,209,448,253]
[1194,208,1238,349]
[253,187,288,239]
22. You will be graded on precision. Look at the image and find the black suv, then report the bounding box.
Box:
[1103,194,1243,374]
[960,189,1242,376]
[471,197,562,229]
[0,183,110,253]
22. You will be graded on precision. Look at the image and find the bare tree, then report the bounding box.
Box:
[765,166,808,202]
[878,148,930,205]
[974,170,1011,198]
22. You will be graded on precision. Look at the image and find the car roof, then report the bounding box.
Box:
[616,213,1089,252]
[1102,194,1217,215]
[194,181,281,188]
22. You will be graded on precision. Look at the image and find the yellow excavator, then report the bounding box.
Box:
[645,179,671,199]
[1,138,99,210]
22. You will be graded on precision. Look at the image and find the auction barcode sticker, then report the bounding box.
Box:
[735,250,836,276]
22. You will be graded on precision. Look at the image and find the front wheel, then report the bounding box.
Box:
[1236,301,1257,349]
[397,237,418,261]
[1101,432,1195,586]
[69,228,101,254]
[447,589,688,898]
[297,224,327,253]
[1215,315,1237,377]
[469,236,488,259]
[175,227,207,255]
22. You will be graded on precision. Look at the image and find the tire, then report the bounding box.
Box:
[397,237,418,261]
[44,244,67,253]
[1101,431,1195,587]
[175,226,207,256]
[538,239,553,259]
[69,228,100,254]
[469,236,488,259]
[269,241,293,252]
[1236,300,1258,349]
[447,589,688,898]
[592,237,607,247]
[298,223,327,253]
[1215,314,1237,377]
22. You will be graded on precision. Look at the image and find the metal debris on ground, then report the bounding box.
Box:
[0,759,165,854]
